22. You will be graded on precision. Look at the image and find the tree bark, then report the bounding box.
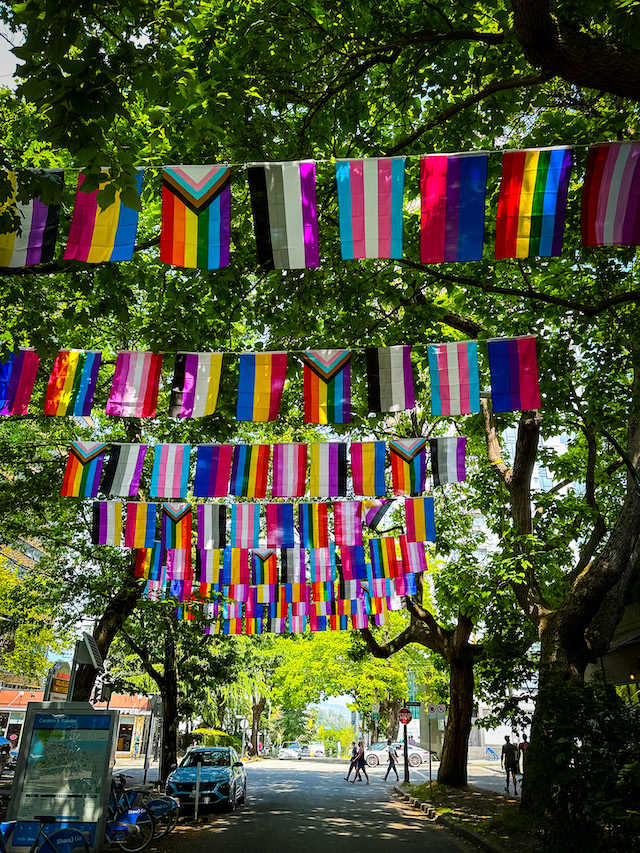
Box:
[437,648,475,786]
[160,624,179,783]
[250,696,267,755]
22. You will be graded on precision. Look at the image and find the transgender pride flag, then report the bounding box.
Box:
[427,341,480,417]
[336,158,405,259]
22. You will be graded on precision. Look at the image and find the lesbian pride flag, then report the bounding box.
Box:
[272,443,307,497]
[487,335,541,413]
[333,501,363,547]
[236,352,287,421]
[427,341,480,417]
[44,350,102,416]
[582,141,640,246]
[106,351,163,418]
[0,348,40,415]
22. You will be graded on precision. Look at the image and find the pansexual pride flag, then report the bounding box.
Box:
[160,503,192,550]
[231,504,261,548]
[0,169,63,268]
[405,497,436,543]
[197,504,227,549]
[309,442,347,497]
[299,503,329,548]
[65,170,143,263]
[230,444,270,498]
[350,441,386,497]
[369,538,400,579]
[303,349,351,424]
[44,350,102,416]
[101,444,147,497]
[582,141,640,246]
[336,157,405,259]
[236,352,287,421]
[266,503,295,548]
[91,501,123,545]
[193,444,233,497]
[106,351,163,418]
[389,438,427,496]
[400,536,428,574]
[427,341,480,417]
[0,348,40,415]
[495,147,572,259]
[420,153,488,263]
[247,161,319,270]
[333,501,363,547]
[272,443,307,497]
[150,444,191,499]
[365,345,415,413]
[161,165,231,269]
[487,335,541,412]
[125,502,157,548]
[169,352,223,418]
[61,441,107,497]
[430,437,466,486]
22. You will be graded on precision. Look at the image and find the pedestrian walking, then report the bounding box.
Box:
[518,733,529,774]
[383,739,399,782]
[351,740,369,784]
[501,735,519,795]
[344,741,358,781]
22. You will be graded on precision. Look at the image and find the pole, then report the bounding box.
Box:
[403,723,409,784]
[428,718,432,790]
[143,713,154,784]
[194,758,202,822]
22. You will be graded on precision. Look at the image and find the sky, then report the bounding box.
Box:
[0,26,20,88]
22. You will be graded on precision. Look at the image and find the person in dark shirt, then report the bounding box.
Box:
[501,735,519,795]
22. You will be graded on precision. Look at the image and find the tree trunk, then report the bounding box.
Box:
[383,697,402,740]
[250,696,266,755]
[160,625,179,782]
[437,648,475,786]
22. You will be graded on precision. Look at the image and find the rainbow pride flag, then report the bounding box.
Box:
[350,441,386,497]
[309,545,336,582]
[169,352,223,418]
[236,352,287,421]
[334,501,363,547]
[311,582,334,604]
[65,171,143,262]
[252,549,278,585]
[272,443,307,497]
[61,441,107,497]
[582,142,640,246]
[339,545,367,580]
[369,538,400,578]
[125,503,157,548]
[420,153,488,263]
[309,443,347,497]
[150,444,191,499]
[91,501,123,546]
[427,341,480,417]
[197,504,227,549]
[160,502,192,550]
[230,504,261,548]
[101,444,148,497]
[405,497,436,542]
[44,350,102,416]
[0,348,40,415]
[389,438,427,496]
[299,503,329,548]
[106,351,163,418]
[487,335,541,413]
[161,165,231,269]
[430,437,466,486]
[193,444,233,497]
[0,169,63,268]
[400,536,428,574]
[365,345,415,413]
[303,349,351,424]
[230,444,270,498]
[266,504,295,548]
[336,158,405,259]
[247,161,319,270]
[495,147,572,258]
[135,543,163,580]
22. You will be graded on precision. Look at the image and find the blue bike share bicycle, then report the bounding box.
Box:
[0,815,89,853]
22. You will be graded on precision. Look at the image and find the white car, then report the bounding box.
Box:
[278,742,301,760]
[365,741,438,767]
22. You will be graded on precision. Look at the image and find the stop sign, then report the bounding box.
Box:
[399,707,412,725]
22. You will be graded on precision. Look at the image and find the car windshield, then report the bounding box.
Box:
[181,750,231,768]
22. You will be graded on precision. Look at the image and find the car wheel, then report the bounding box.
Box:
[409,754,421,767]
[366,755,379,767]
[237,783,246,805]
[225,786,237,812]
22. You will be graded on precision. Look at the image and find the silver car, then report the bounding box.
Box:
[365,741,438,767]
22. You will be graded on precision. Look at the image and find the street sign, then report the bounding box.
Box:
[399,707,412,725]
[427,704,446,720]
[371,713,379,721]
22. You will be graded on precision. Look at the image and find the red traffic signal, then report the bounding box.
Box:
[399,708,412,725]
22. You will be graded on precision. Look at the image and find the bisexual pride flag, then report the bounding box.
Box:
[487,336,541,413]
[266,503,295,548]
[0,348,40,415]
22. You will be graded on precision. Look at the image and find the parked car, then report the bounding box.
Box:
[165,746,246,810]
[364,741,438,767]
[308,742,325,757]
[278,742,301,760]
[7,748,19,770]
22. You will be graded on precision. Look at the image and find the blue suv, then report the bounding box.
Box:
[166,746,247,810]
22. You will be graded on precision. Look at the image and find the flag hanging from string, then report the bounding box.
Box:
[161,165,232,269]
[427,341,480,417]
[160,502,192,550]
[299,503,329,548]
[394,571,417,597]
[369,538,400,579]
[430,437,466,485]
[487,336,541,412]
[169,352,223,418]
[266,504,295,548]
[336,157,405,259]
[404,497,436,543]
[196,548,224,587]
[44,350,102,416]
[125,502,157,548]
[272,443,308,497]
[420,153,488,263]
[365,345,415,413]
[333,501,363,547]
[166,547,192,580]
[581,142,640,246]
[150,444,191,499]
[91,501,123,546]
[309,443,347,497]
[61,441,107,497]
[247,161,319,270]
[339,545,368,580]
[230,444,270,498]
[303,349,351,424]
[230,504,261,548]
[223,547,251,585]
[389,438,427,496]
[0,169,63,268]
[106,351,163,418]
[0,348,40,416]
[193,444,233,497]
[252,549,278,585]
[400,536,428,573]
[101,443,148,497]
[280,547,306,583]
[350,441,386,497]
[236,352,287,421]
[135,543,163,580]
[197,504,227,549]
[309,545,336,582]
[358,498,394,531]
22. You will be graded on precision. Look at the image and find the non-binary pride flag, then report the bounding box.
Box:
[231,504,261,548]
[303,349,351,424]
[61,441,107,497]
[350,441,386,497]
[487,336,541,413]
[266,504,295,548]
[44,350,102,416]
[197,504,227,550]
[161,165,231,269]
[333,501,363,547]
[272,443,308,498]
[106,351,163,418]
[125,503,157,548]
[247,161,319,270]
[299,503,329,548]
[230,444,271,498]
[430,437,466,486]
[309,443,348,498]
[389,438,427,496]
[193,444,233,497]
[91,501,123,546]
[0,169,63,268]
[405,497,436,543]
[420,153,488,263]
[335,158,405,259]
[169,352,223,418]
[101,444,148,497]
[581,141,640,246]
[150,444,191,499]
[0,348,40,416]
[427,341,480,417]
[495,147,573,259]
[236,352,287,421]
[64,170,143,263]
[365,346,415,413]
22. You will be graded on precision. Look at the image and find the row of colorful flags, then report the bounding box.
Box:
[0,143,637,271]
[1,336,541,419]
[64,438,466,499]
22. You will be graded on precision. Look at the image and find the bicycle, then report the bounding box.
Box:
[0,815,89,853]
[110,775,178,839]
[106,778,155,852]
